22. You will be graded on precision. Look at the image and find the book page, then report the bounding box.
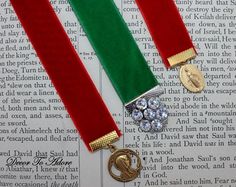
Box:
[0,0,236,187]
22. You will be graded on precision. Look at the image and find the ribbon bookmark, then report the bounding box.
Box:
[68,0,169,133]
[10,0,141,182]
[135,0,205,93]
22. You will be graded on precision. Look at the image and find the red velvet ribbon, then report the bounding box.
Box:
[135,0,196,68]
[10,0,121,151]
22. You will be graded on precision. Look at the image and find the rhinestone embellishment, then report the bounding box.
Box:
[139,120,151,132]
[160,110,168,121]
[143,108,156,120]
[131,109,143,121]
[131,96,168,132]
[151,119,163,131]
[135,98,147,110]
[148,97,160,109]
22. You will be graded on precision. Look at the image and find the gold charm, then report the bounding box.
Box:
[179,64,205,93]
[107,145,142,182]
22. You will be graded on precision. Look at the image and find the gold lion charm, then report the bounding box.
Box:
[108,147,142,182]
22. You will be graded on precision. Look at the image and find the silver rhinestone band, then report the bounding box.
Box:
[125,85,168,132]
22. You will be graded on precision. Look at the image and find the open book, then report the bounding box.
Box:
[0,0,236,186]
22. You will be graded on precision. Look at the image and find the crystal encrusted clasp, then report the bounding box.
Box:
[125,85,168,133]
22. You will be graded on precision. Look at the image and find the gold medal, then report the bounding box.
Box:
[179,64,205,93]
[167,48,205,93]
[107,144,142,182]
[89,131,142,182]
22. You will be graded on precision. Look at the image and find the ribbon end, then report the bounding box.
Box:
[167,48,197,67]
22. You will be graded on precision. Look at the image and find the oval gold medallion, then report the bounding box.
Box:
[108,148,142,182]
[179,64,205,93]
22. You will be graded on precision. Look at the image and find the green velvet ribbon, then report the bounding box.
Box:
[68,0,158,104]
